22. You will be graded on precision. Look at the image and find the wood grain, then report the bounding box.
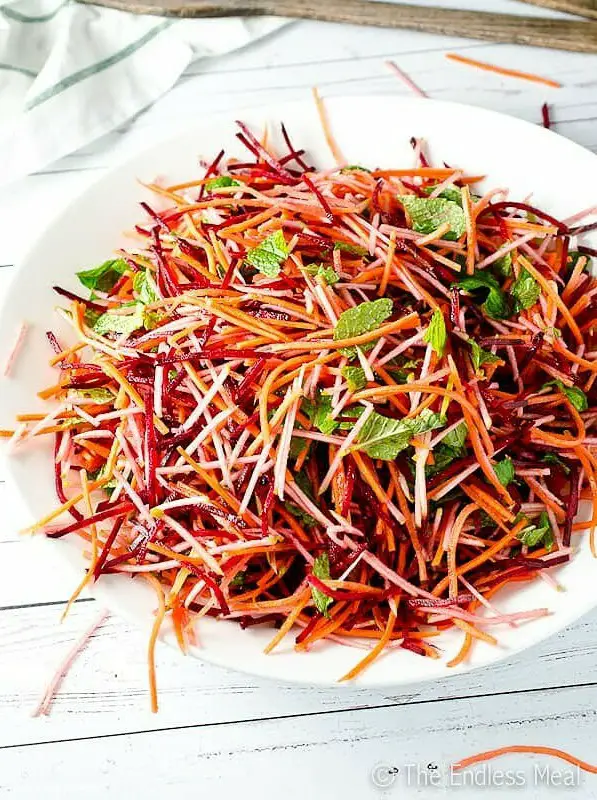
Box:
[522,0,597,20]
[3,601,597,748]
[77,0,597,54]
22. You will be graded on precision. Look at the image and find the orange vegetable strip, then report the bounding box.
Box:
[339,612,396,682]
[446,53,561,89]
[453,746,597,774]
[312,87,345,165]
[144,573,166,714]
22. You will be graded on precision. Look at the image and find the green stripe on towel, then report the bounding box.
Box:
[1,1,69,23]
[26,19,173,111]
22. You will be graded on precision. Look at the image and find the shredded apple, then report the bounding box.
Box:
[9,118,597,708]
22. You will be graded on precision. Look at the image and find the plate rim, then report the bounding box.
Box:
[2,93,597,688]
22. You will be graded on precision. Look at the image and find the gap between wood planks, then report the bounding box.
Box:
[183,37,492,78]
[2,679,597,753]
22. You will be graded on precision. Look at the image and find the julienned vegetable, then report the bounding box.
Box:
[5,119,597,711]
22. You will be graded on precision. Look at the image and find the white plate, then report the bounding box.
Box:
[1,96,595,687]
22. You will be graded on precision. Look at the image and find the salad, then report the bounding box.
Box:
[4,117,597,709]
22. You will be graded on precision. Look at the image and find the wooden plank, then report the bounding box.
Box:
[522,0,597,20]
[2,600,597,747]
[75,0,597,55]
[1,678,596,799]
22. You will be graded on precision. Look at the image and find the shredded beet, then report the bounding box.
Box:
[15,119,597,690]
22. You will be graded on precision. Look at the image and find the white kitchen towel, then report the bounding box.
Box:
[0,0,285,184]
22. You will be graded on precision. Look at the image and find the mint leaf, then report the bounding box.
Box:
[93,304,145,336]
[518,511,553,550]
[542,453,571,474]
[493,457,515,487]
[295,470,314,501]
[285,502,317,529]
[68,388,113,404]
[341,165,371,173]
[342,366,367,392]
[333,241,368,256]
[334,298,393,359]
[427,422,468,476]
[493,252,513,278]
[245,230,289,278]
[301,392,338,436]
[423,308,447,357]
[443,421,468,451]
[511,267,540,312]
[305,264,339,285]
[354,408,444,461]
[84,307,102,328]
[423,186,462,206]
[543,380,588,412]
[400,196,466,241]
[229,571,246,588]
[133,270,159,304]
[289,436,308,460]
[311,553,333,617]
[77,258,128,293]
[90,463,118,491]
[565,251,591,276]
[456,271,509,320]
[205,176,239,192]
[469,339,502,372]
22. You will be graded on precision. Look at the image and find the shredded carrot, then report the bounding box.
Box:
[454,745,597,774]
[339,612,396,682]
[446,53,561,89]
[10,116,597,705]
[144,573,166,714]
[312,87,345,166]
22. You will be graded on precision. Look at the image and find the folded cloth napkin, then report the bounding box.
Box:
[0,0,284,185]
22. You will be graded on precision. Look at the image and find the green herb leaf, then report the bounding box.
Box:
[468,339,502,373]
[245,230,289,278]
[230,571,246,588]
[305,264,339,285]
[341,366,367,392]
[133,270,159,305]
[423,186,462,206]
[334,298,393,359]
[456,271,510,320]
[333,241,368,256]
[543,379,588,413]
[301,392,338,436]
[67,388,113,404]
[295,470,314,502]
[77,258,128,293]
[423,308,447,357]
[285,502,317,529]
[541,453,571,475]
[341,165,371,173]
[427,422,468,476]
[289,436,308,460]
[493,457,515,487]
[493,252,513,278]
[311,553,333,617]
[354,408,444,461]
[565,251,591,276]
[90,463,119,492]
[511,267,541,312]
[400,196,466,241]
[443,421,468,451]
[517,511,553,550]
[205,176,240,192]
[93,304,145,336]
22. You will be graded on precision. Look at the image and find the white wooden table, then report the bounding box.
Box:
[2,2,597,796]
